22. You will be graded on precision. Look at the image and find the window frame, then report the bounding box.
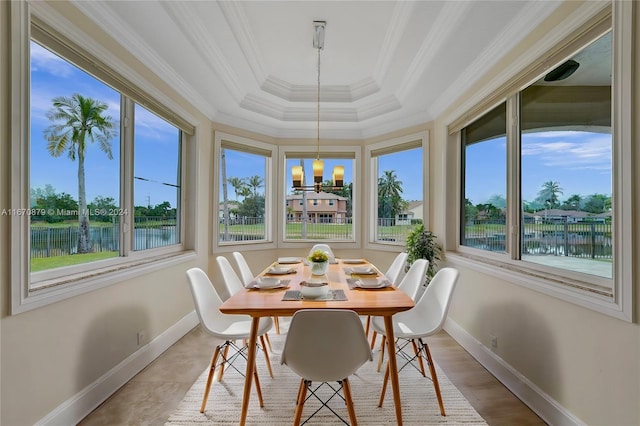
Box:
[365,131,429,251]
[444,2,633,321]
[212,131,276,252]
[10,2,197,314]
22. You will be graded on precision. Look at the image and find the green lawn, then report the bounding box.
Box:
[30,251,119,272]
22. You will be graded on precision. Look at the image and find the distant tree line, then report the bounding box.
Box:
[465,180,612,222]
[30,185,175,223]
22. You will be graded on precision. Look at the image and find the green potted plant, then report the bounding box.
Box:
[405,223,442,282]
[308,249,330,275]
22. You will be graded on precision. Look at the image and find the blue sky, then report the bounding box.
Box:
[32,41,611,210]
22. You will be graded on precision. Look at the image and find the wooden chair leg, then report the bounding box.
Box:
[412,339,426,377]
[273,316,280,334]
[260,335,274,378]
[217,344,230,381]
[376,335,386,372]
[342,378,358,426]
[295,378,306,405]
[293,379,309,426]
[200,345,221,413]
[423,342,445,416]
[370,330,378,350]
[252,362,264,408]
[364,316,371,336]
[378,362,390,407]
[263,333,272,353]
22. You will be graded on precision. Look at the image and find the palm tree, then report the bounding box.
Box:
[247,175,263,196]
[44,94,115,253]
[227,177,246,202]
[220,148,230,241]
[378,170,405,223]
[537,180,563,208]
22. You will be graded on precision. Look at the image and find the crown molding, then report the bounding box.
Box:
[46,1,205,125]
[371,1,416,83]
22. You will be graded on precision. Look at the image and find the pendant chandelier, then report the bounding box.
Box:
[291,21,344,193]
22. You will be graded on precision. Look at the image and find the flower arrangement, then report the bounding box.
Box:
[308,249,329,263]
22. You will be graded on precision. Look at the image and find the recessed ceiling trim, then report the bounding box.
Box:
[261,76,380,102]
[162,1,246,103]
[218,1,268,85]
[371,1,416,83]
[355,95,403,121]
[53,1,205,125]
[397,1,470,101]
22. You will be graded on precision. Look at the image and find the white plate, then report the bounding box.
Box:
[277,257,300,264]
[356,279,386,289]
[254,277,282,289]
[342,258,365,264]
[351,266,376,274]
[268,267,294,275]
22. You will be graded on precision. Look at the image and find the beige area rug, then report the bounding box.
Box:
[166,324,487,425]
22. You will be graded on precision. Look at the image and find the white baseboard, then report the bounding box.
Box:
[35,311,199,426]
[444,318,585,426]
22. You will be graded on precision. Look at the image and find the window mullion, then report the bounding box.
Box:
[120,97,134,256]
[506,94,521,260]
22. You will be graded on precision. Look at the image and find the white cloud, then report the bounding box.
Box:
[30,43,74,78]
[521,131,611,171]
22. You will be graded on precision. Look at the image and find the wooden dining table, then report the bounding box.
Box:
[219,258,415,425]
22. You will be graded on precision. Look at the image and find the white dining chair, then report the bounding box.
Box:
[308,243,336,262]
[371,267,460,416]
[370,258,428,362]
[186,267,273,413]
[232,251,281,334]
[281,309,372,425]
[364,252,408,336]
[216,256,275,376]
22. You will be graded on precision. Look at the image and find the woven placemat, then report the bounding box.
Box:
[282,289,347,301]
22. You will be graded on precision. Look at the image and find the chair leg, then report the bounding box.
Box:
[364,315,371,336]
[370,330,378,350]
[293,379,309,426]
[342,378,358,426]
[295,378,306,405]
[423,341,445,416]
[217,344,230,381]
[412,339,426,377]
[252,361,264,408]
[200,345,221,413]
[376,335,386,372]
[263,333,273,353]
[259,335,274,378]
[273,316,280,334]
[378,362,390,407]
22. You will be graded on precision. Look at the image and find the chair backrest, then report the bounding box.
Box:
[396,258,428,301]
[216,255,246,297]
[411,267,460,336]
[233,251,255,286]
[281,309,372,382]
[308,244,336,261]
[385,252,408,286]
[185,267,226,335]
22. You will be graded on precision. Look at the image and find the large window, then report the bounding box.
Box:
[284,153,355,242]
[11,6,194,312]
[449,4,633,320]
[214,133,274,247]
[368,133,427,246]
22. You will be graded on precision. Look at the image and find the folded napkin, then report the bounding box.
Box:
[247,279,290,289]
[282,289,347,301]
[344,267,378,275]
[346,278,392,289]
[266,266,297,275]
